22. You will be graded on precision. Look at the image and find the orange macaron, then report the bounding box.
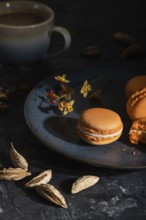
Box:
[129,117,146,144]
[77,108,123,145]
[126,87,146,121]
[125,75,146,99]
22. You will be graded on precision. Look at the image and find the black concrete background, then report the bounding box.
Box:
[0,0,146,219]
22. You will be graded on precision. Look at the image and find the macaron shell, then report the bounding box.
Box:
[77,126,122,145]
[126,87,146,121]
[125,75,146,99]
[79,108,123,134]
[77,108,123,145]
[131,97,146,120]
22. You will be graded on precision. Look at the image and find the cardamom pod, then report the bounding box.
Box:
[114,32,136,45]
[10,142,28,171]
[0,168,31,181]
[35,184,67,208]
[25,169,52,187]
[71,175,100,194]
[122,44,144,59]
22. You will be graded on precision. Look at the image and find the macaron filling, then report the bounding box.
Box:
[77,124,123,139]
[130,129,146,135]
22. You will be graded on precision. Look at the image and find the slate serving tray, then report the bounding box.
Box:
[24,64,146,169]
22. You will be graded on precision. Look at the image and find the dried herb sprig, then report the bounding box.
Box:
[47,74,101,115]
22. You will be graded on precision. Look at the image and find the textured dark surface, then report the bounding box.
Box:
[0,0,146,220]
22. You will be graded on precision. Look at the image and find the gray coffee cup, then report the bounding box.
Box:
[0,1,71,64]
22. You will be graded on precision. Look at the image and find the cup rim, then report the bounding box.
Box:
[0,1,54,29]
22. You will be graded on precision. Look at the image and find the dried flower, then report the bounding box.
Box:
[47,73,101,115]
[47,90,59,104]
[87,89,102,99]
[58,100,74,115]
[80,80,92,97]
[59,84,74,100]
[54,74,70,83]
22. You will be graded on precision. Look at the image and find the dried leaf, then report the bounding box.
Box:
[25,170,52,187]
[0,168,31,181]
[35,184,67,208]
[71,175,100,194]
[10,142,28,171]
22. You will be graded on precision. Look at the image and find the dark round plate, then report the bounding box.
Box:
[24,64,146,169]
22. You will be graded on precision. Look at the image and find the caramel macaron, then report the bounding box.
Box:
[125,75,146,99]
[77,108,123,145]
[129,117,146,144]
[126,87,146,121]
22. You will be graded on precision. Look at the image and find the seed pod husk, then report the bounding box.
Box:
[25,169,52,187]
[10,142,28,171]
[122,44,144,59]
[71,175,100,194]
[114,32,136,45]
[35,184,67,208]
[0,168,31,181]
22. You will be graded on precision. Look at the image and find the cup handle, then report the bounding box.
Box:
[43,26,71,60]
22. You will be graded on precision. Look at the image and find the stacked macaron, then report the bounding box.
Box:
[77,108,123,145]
[125,75,146,121]
[125,75,146,99]
[129,117,146,144]
[125,75,146,144]
[126,87,146,121]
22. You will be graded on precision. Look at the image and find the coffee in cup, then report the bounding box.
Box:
[0,1,71,64]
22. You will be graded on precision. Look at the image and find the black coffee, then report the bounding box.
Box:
[0,12,46,25]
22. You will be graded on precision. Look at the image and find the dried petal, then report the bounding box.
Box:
[47,90,59,104]
[58,100,74,115]
[10,142,28,171]
[25,169,52,187]
[35,184,67,208]
[71,175,100,194]
[114,32,136,45]
[54,75,70,83]
[59,84,74,100]
[80,80,92,97]
[0,168,31,181]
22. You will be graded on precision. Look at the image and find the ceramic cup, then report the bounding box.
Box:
[0,1,71,64]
